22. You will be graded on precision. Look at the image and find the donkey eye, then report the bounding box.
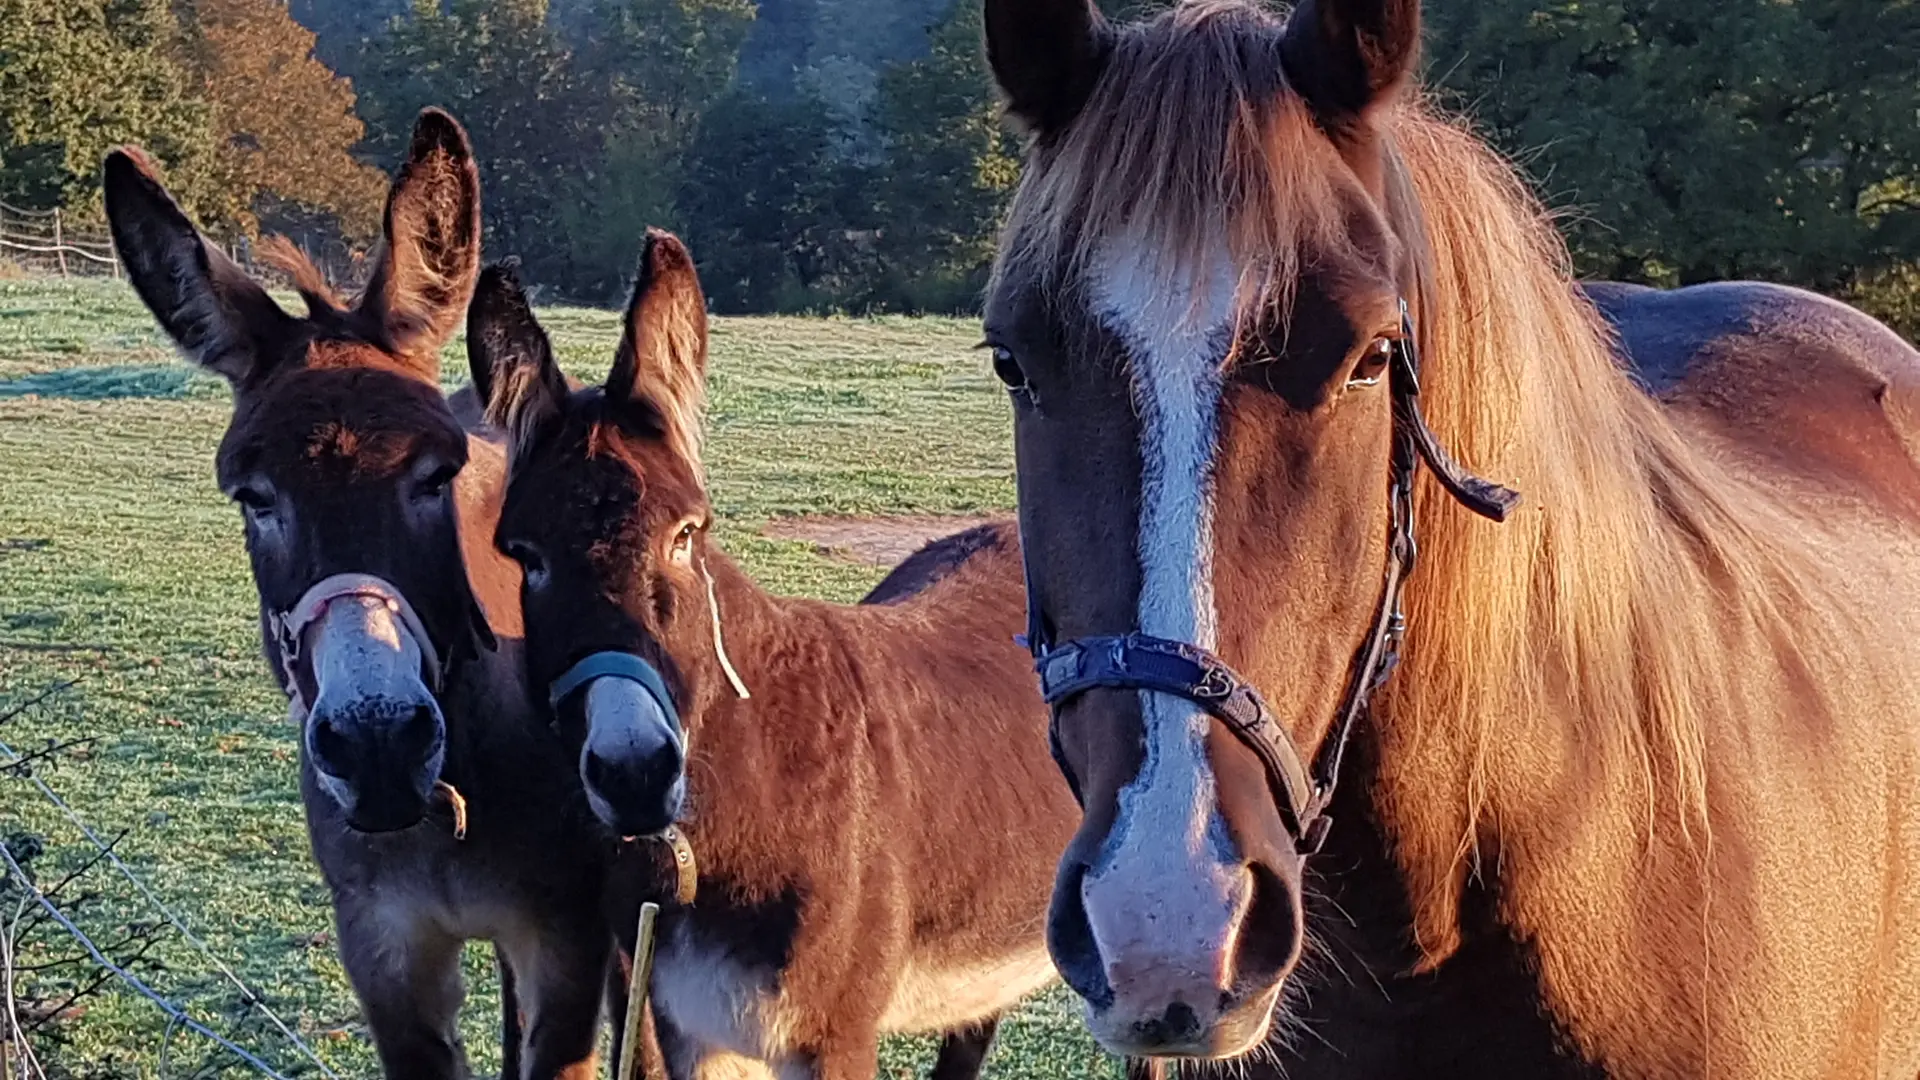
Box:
[414,463,460,500]
[231,485,275,516]
[669,519,700,564]
[1347,336,1395,389]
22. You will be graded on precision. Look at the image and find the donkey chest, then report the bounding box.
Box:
[652,923,791,1061]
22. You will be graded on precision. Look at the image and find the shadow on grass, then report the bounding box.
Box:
[0,365,220,401]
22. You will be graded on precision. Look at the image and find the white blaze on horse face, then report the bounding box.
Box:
[1080,235,1255,1037]
[580,676,686,830]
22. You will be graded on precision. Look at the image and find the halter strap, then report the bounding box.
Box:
[270,573,443,709]
[1024,298,1518,856]
[547,650,681,732]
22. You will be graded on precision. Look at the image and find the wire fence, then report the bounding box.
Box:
[0,199,371,295]
[0,202,118,279]
[0,682,340,1079]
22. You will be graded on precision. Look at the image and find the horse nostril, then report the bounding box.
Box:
[1132,1001,1201,1047]
[1047,861,1114,1009]
[1231,858,1302,991]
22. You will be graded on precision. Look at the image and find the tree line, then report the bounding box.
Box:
[1,0,1914,335]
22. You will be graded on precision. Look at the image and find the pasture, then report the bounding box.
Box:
[0,277,1111,1078]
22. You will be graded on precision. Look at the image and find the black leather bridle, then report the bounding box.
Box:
[1022,300,1520,856]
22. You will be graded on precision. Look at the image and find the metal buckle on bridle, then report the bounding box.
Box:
[1023,297,1520,858]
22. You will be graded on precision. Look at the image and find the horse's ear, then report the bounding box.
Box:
[985,0,1112,137]
[607,229,708,465]
[1280,0,1420,125]
[359,108,483,373]
[468,260,567,442]
[103,148,295,387]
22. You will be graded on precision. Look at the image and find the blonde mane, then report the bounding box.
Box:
[1002,0,1855,968]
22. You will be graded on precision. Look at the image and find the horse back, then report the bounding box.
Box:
[1588,280,1920,517]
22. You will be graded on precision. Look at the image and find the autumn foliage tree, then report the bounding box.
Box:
[171,0,386,239]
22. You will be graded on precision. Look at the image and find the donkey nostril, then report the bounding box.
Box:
[399,704,440,755]
[310,715,352,776]
[583,749,612,792]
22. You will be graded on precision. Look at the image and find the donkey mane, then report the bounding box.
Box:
[1003,0,1854,967]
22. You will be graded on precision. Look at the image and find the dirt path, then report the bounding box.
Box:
[762,514,1002,567]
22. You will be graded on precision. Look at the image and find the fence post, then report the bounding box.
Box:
[53,209,69,278]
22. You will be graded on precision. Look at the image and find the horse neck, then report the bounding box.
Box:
[1361,111,1750,965]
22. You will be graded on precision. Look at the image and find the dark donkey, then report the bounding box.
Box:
[467,235,1134,1080]
[104,111,611,1078]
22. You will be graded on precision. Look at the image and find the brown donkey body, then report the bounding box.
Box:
[982,0,1920,1076]
[469,240,1087,1080]
[105,112,611,1078]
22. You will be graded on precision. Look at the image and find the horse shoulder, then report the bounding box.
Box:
[1595,281,1920,512]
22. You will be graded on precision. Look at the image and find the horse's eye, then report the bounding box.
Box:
[1347,336,1395,389]
[987,344,1033,399]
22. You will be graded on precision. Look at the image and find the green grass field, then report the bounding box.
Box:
[0,277,1116,1078]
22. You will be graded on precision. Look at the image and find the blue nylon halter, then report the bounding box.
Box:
[548,650,681,733]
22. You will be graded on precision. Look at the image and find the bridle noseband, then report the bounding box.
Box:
[1023,300,1520,856]
[270,573,447,711]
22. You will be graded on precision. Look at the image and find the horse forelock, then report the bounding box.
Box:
[997,0,1356,332]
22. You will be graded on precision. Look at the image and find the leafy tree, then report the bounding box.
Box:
[356,0,612,291]
[679,89,877,312]
[1425,0,1920,299]
[0,0,216,219]
[172,0,387,239]
[871,0,1020,311]
[557,0,756,297]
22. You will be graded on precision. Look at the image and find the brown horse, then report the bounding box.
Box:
[104,111,612,1078]
[981,0,1920,1075]
[468,235,1105,1080]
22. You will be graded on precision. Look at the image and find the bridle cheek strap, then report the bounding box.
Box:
[1025,298,1519,858]
[270,573,442,711]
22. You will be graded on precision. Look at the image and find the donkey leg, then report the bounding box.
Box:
[335,904,468,1079]
[500,923,609,1080]
[928,1017,1000,1080]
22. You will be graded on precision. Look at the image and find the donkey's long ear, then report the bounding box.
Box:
[359,108,483,371]
[1280,0,1420,126]
[607,230,708,465]
[985,0,1112,137]
[103,149,294,387]
[469,260,567,443]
